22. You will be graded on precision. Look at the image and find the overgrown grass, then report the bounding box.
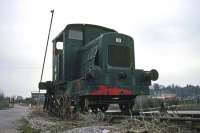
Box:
[18,118,40,133]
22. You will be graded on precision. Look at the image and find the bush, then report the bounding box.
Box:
[0,91,9,109]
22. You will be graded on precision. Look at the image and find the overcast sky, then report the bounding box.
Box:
[0,0,200,97]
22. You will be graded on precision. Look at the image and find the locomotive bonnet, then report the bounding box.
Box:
[39,24,158,114]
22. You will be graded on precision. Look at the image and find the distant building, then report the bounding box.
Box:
[31,91,45,105]
[152,93,176,100]
[15,96,23,103]
[161,93,176,99]
[16,96,23,100]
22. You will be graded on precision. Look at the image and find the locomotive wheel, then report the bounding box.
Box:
[119,104,133,113]
[99,104,109,112]
[90,106,98,113]
[80,98,89,112]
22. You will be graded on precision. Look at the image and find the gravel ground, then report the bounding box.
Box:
[24,108,200,133]
[0,104,30,133]
[63,126,116,133]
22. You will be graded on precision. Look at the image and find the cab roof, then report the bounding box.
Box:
[53,24,117,42]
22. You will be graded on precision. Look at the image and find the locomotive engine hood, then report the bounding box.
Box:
[83,32,158,96]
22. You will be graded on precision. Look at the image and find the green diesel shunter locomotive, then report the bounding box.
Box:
[39,24,158,116]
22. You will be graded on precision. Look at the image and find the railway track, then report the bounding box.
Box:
[103,109,200,123]
[66,109,197,132]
